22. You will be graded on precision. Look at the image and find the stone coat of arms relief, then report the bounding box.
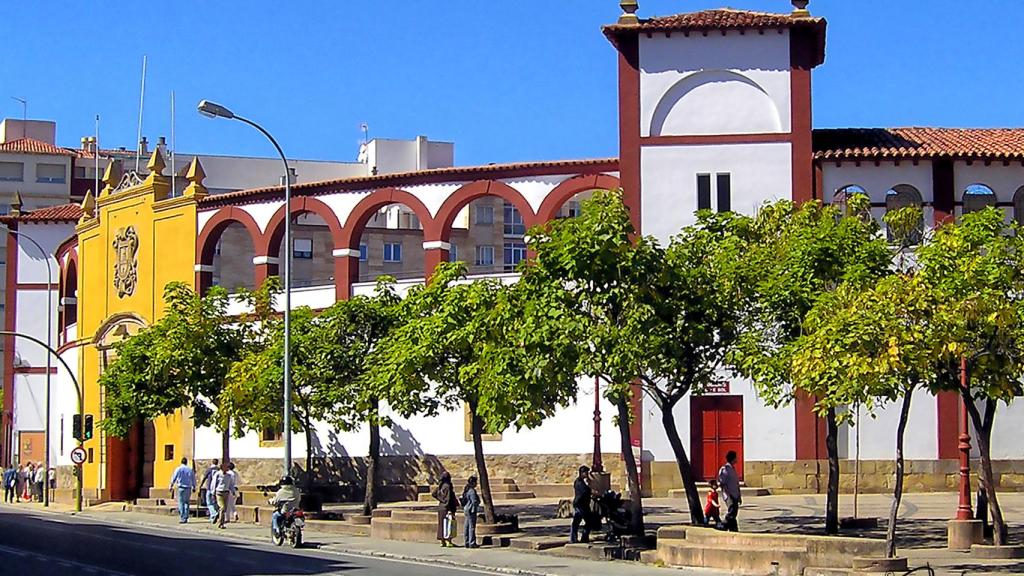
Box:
[112,226,139,298]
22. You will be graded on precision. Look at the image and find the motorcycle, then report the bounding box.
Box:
[271,502,305,548]
[592,490,632,543]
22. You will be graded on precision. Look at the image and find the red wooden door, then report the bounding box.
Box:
[690,395,743,481]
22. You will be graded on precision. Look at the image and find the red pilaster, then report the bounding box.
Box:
[616,33,642,234]
[790,28,816,205]
[2,227,18,466]
[334,253,359,300]
[423,246,449,284]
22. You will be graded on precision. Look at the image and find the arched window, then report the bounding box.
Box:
[962,183,997,215]
[886,184,924,245]
[1013,186,1024,227]
[833,184,868,217]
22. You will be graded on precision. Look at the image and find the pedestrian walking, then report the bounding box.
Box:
[226,462,239,523]
[211,461,236,528]
[461,475,480,548]
[704,479,722,528]
[21,463,32,501]
[16,464,26,502]
[569,465,592,543]
[3,464,17,503]
[198,458,219,523]
[47,467,56,491]
[717,450,741,532]
[33,462,44,502]
[169,457,196,523]
[431,471,457,547]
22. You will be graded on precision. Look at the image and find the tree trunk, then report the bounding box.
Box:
[469,404,496,524]
[221,425,230,463]
[825,407,840,535]
[965,398,1006,546]
[886,391,913,558]
[661,399,704,524]
[303,419,314,491]
[363,399,381,517]
[616,397,645,535]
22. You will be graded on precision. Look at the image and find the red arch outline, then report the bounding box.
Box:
[431,180,537,242]
[339,188,434,249]
[261,196,346,257]
[196,206,263,266]
[537,173,621,223]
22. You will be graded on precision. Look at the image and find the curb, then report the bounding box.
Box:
[79,511,552,576]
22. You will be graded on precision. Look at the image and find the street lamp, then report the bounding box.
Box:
[198,100,293,477]
[0,225,56,506]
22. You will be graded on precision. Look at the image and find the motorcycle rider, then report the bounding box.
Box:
[270,475,301,538]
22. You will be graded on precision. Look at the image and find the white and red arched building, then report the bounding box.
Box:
[4,3,1024,496]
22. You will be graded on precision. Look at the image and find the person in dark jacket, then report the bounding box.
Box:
[432,471,458,547]
[2,465,16,503]
[570,465,592,543]
[462,475,481,548]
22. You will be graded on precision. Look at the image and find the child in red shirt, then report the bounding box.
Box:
[704,479,722,528]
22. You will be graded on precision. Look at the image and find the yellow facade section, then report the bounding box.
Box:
[74,150,205,500]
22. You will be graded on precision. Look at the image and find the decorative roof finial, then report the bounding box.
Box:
[619,0,639,24]
[101,159,123,196]
[79,190,96,222]
[183,156,208,199]
[792,0,811,17]
[10,191,23,217]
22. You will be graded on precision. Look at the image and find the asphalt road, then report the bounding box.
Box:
[0,507,494,576]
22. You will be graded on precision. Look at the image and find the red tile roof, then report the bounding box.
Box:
[199,158,619,208]
[605,8,824,33]
[0,203,82,224]
[0,137,77,157]
[603,8,827,65]
[813,128,1024,161]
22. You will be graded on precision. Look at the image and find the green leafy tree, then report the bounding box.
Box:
[221,280,401,514]
[916,207,1024,546]
[371,263,578,524]
[100,283,242,458]
[729,197,892,534]
[792,273,936,557]
[521,190,657,535]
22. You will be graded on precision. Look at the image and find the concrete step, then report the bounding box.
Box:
[554,543,619,561]
[370,515,516,544]
[657,537,807,576]
[804,569,852,576]
[509,535,566,551]
[306,519,371,537]
[416,490,535,502]
[667,485,770,499]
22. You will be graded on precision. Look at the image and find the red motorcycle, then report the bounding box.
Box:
[271,503,305,548]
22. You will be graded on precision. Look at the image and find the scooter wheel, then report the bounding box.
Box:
[272,531,284,546]
[290,531,302,549]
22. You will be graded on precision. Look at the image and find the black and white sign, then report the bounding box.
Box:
[70,446,87,466]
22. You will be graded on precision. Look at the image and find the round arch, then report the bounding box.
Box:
[537,173,622,223]
[59,256,78,337]
[885,184,924,245]
[338,188,435,249]
[962,183,997,215]
[195,207,263,267]
[260,196,345,257]
[431,180,536,242]
[1013,186,1024,227]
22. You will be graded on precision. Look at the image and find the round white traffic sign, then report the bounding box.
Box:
[70,446,87,465]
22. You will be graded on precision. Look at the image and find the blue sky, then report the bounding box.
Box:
[4,1,1023,166]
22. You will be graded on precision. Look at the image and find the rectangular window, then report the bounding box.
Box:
[503,241,527,272]
[213,239,222,256]
[503,202,526,236]
[566,201,580,218]
[0,162,23,182]
[293,238,313,259]
[359,243,368,262]
[475,205,494,225]
[716,173,731,213]
[36,163,66,184]
[475,245,494,266]
[384,242,402,262]
[697,174,712,211]
[163,444,174,461]
[448,244,459,262]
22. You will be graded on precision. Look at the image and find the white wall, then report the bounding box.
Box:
[640,31,791,137]
[841,387,938,461]
[640,142,792,243]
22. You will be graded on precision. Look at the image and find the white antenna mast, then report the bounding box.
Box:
[135,55,148,172]
[170,90,176,195]
[94,115,100,196]
[10,97,27,138]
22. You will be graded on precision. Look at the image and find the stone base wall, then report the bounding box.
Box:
[648,459,1024,496]
[196,453,628,493]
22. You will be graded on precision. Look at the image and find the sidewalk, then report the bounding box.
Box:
[73,506,715,576]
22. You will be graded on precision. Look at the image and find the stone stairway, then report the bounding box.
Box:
[369,508,517,544]
[666,482,770,499]
[415,477,535,502]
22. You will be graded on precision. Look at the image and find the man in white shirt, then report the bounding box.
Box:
[198,458,219,524]
[211,462,236,528]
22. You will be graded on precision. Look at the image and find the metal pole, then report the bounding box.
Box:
[0,330,83,512]
[956,357,973,520]
[231,116,292,477]
[4,229,55,506]
[593,377,603,472]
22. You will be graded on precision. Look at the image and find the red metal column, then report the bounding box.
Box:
[956,357,973,520]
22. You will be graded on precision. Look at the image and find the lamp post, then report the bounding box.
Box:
[1,225,56,506]
[956,356,973,521]
[198,100,293,476]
